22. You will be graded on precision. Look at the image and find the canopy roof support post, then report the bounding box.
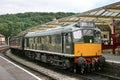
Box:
[112,19,117,54]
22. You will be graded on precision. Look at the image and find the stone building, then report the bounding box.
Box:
[0,34,5,45]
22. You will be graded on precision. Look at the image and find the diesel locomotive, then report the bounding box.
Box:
[10,21,105,73]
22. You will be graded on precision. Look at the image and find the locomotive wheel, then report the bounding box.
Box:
[76,65,85,74]
[95,62,102,71]
[84,64,91,74]
[80,66,85,74]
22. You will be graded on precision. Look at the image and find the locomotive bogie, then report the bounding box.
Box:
[24,49,74,69]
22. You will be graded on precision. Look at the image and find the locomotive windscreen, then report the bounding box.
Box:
[73,29,101,43]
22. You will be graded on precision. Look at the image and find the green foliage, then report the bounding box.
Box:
[0,12,74,38]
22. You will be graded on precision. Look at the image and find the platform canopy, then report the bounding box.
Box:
[20,1,120,35]
[77,1,120,34]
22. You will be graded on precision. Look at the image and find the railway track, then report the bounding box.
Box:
[3,49,120,80]
[94,72,120,80]
[3,52,55,80]
[83,72,120,80]
[4,49,80,80]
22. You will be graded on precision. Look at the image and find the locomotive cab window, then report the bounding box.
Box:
[65,33,72,43]
[73,29,101,43]
[83,29,94,43]
[94,30,101,43]
[73,30,83,42]
[82,29,101,43]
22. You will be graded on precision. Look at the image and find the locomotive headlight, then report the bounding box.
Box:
[90,39,92,43]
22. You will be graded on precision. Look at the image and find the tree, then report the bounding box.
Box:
[0,12,75,38]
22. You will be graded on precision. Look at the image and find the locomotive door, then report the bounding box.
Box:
[63,32,73,54]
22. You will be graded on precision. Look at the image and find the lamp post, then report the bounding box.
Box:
[8,36,10,46]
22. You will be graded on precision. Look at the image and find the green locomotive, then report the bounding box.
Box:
[10,21,105,73]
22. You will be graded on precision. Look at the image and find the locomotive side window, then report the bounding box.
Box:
[46,36,49,44]
[51,36,55,45]
[65,33,72,43]
[33,37,35,43]
[49,36,52,44]
[55,34,61,44]
[94,30,101,43]
[35,37,38,43]
[39,37,42,43]
[29,37,33,49]
[41,36,44,44]
[37,37,39,43]
[25,38,29,48]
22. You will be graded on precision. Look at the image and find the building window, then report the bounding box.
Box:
[103,34,107,38]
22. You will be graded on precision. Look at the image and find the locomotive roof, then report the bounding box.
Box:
[25,23,78,37]
[25,22,99,37]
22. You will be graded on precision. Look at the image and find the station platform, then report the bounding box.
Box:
[103,53,120,64]
[0,55,41,80]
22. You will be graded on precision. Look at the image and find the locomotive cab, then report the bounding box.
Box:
[70,22,105,73]
[63,21,105,73]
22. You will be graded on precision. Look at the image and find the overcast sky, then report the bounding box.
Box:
[0,0,120,15]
